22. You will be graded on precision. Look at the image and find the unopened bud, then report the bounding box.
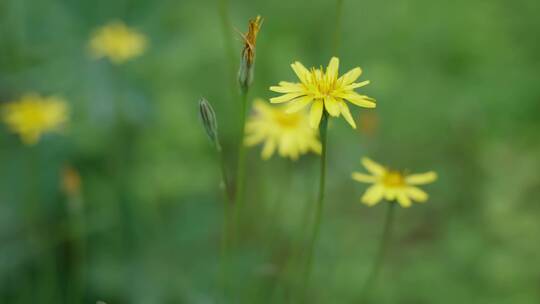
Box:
[198,98,219,146]
[238,15,263,91]
[62,165,81,198]
[238,55,254,92]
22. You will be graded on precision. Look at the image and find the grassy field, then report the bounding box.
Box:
[1,0,540,303]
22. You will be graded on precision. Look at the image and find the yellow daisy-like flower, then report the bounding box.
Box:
[269,57,376,129]
[2,93,69,145]
[89,21,147,64]
[352,157,437,208]
[245,99,321,160]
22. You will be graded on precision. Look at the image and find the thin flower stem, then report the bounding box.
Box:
[233,89,249,226]
[217,142,233,301]
[360,202,396,301]
[216,143,233,202]
[301,112,329,301]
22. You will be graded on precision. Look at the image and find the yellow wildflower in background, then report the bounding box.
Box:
[352,157,437,208]
[2,93,68,145]
[270,57,376,129]
[89,21,147,64]
[245,99,321,160]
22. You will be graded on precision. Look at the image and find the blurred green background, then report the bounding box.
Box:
[1,0,540,303]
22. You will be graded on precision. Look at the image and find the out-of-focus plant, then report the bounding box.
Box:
[88,21,147,64]
[234,15,263,224]
[1,93,69,145]
[352,157,437,300]
[269,56,377,300]
[245,99,321,160]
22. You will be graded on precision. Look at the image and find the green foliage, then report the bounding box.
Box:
[1,0,539,303]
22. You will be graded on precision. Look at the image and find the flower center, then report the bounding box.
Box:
[309,68,337,99]
[274,112,300,129]
[382,171,405,187]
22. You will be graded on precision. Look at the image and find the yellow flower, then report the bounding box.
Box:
[269,57,376,129]
[245,99,321,160]
[2,93,68,145]
[89,21,147,64]
[352,157,437,208]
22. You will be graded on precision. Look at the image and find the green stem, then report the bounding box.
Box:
[233,90,248,227]
[66,194,86,304]
[333,0,344,55]
[217,142,233,302]
[216,143,233,202]
[360,202,396,301]
[301,112,329,301]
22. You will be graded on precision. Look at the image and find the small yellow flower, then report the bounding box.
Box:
[352,157,437,208]
[2,93,69,145]
[89,21,147,64]
[245,99,321,160]
[270,57,376,129]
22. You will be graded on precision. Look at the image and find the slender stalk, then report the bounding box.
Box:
[217,142,233,302]
[219,206,233,299]
[216,143,233,202]
[301,112,329,301]
[359,202,396,301]
[233,90,249,226]
[66,193,86,304]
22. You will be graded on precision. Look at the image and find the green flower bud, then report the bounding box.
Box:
[198,98,219,147]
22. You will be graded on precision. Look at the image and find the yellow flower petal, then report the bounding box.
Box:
[285,96,313,113]
[326,57,339,81]
[340,92,376,108]
[361,157,386,176]
[261,139,276,160]
[343,80,370,90]
[269,81,303,93]
[361,185,384,206]
[311,140,322,154]
[244,132,265,146]
[324,96,340,117]
[397,192,412,208]
[309,101,323,128]
[339,102,356,129]
[406,186,429,202]
[339,67,362,85]
[405,171,437,185]
[291,61,310,84]
[351,172,376,183]
[384,188,397,201]
[270,92,305,104]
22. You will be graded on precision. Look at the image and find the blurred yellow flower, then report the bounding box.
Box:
[89,21,147,64]
[245,99,321,160]
[270,57,375,129]
[352,157,437,208]
[2,93,68,145]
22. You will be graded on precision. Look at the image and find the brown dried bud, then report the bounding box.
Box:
[238,15,263,91]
